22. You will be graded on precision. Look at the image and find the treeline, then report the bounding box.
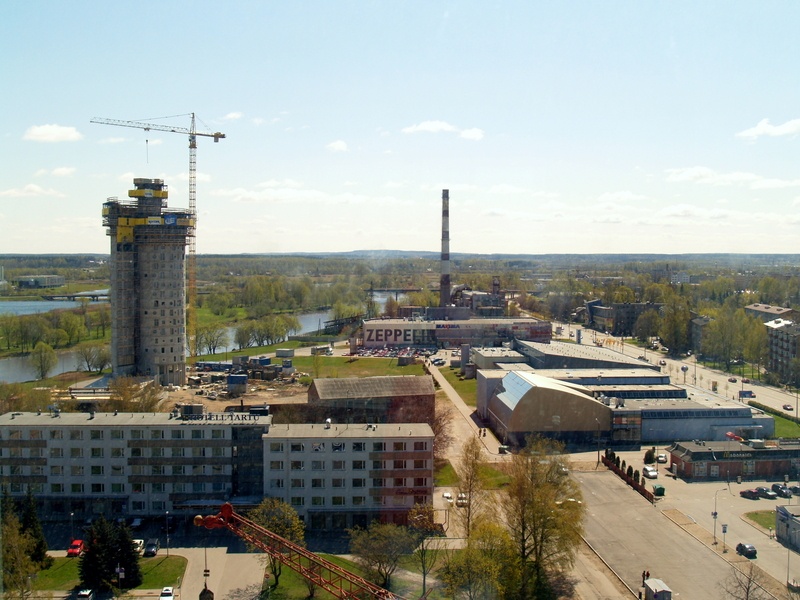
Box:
[0,304,110,353]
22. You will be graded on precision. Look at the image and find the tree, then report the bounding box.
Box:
[658,293,691,354]
[234,322,255,349]
[247,498,305,592]
[2,513,37,600]
[107,377,162,412]
[29,341,56,380]
[719,562,770,600]
[348,522,416,589]
[197,324,228,356]
[407,503,443,596]
[502,437,585,600]
[20,489,51,569]
[430,398,455,462]
[454,435,489,538]
[633,309,661,342]
[79,517,142,591]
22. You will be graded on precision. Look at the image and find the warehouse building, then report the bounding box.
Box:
[103,178,193,386]
[667,438,800,481]
[0,410,433,531]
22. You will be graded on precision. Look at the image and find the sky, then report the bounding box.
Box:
[2,2,800,256]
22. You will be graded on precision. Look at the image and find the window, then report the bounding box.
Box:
[51,483,64,493]
[414,459,425,469]
[171,429,184,439]
[212,482,226,492]
[211,447,224,458]
[71,483,84,494]
[91,483,104,494]
[152,483,165,493]
[414,441,427,451]
[290,479,305,488]
[151,429,164,440]
[414,477,426,487]
[90,430,103,440]
[291,461,304,471]
[352,496,365,506]
[332,478,345,488]
[29,429,42,440]
[111,465,123,477]
[373,442,385,452]
[192,430,204,439]
[270,461,284,470]
[69,430,83,441]
[173,466,185,476]
[193,482,205,492]
[30,466,43,476]
[332,496,345,506]
[9,465,21,476]
[353,460,366,470]
[70,447,83,459]
[311,478,325,488]
[312,442,325,452]
[91,448,104,459]
[373,478,384,487]
[290,497,305,507]
[212,430,224,439]
[393,496,406,506]
[172,447,184,457]
[131,448,143,458]
[192,465,203,476]
[151,465,165,476]
[290,442,304,452]
[9,448,21,458]
[131,429,143,439]
[332,460,345,470]
[332,442,345,452]
[50,429,63,440]
[353,442,366,452]
[50,448,63,458]
[311,497,325,506]
[192,447,206,458]
[311,460,325,470]
[352,478,366,488]
[50,465,63,476]
[29,448,43,458]
[111,483,124,493]
[111,448,124,458]
[270,442,284,452]
[394,478,405,487]
[131,466,144,476]
[132,501,145,511]
[393,442,406,452]
[132,483,145,494]
[373,460,385,470]
[111,430,124,440]
[393,460,405,469]
[270,479,284,489]
[90,466,104,476]
[152,500,166,511]
[174,483,186,493]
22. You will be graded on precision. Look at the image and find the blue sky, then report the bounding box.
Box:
[3,2,800,255]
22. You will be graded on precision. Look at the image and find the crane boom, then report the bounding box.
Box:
[195,503,403,600]
[91,113,225,365]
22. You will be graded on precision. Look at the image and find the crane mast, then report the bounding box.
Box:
[90,114,225,363]
[195,503,403,600]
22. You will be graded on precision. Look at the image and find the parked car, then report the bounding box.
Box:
[642,466,658,479]
[784,404,794,411]
[658,359,667,366]
[740,489,760,500]
[67,539,86,557]
[143,538,160,557]
[742,378,751,383]
[736,543,757,558]
[442,492,454,504]
[728,377,737,383]
[772,483,793,498]
[755,486,778,499]
[656,453,668,463]
[130,518,143,529]
[456,493,468,507]
[76,590,95,600]
[132,539,144,554]
[790,485,800,496]
[160,587,175,600]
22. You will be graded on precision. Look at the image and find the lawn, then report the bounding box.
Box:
[434,460,459,487]
[774,413,800,439]
[436,366,477,407]
[34,556,187,592]
[745,510,775,531]
[291,356,426,379]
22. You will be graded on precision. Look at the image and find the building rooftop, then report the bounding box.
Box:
[266,422,434,438]
[747,303,794,316]
[310,376,434,400]
[0,411,269,427]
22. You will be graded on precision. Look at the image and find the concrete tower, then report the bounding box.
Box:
[102,178,193,386]
[439,189,451,307]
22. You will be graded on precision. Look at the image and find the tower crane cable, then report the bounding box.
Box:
[90,114,225,365]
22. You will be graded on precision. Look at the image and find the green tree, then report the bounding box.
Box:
[658,293,690,354]
[348,522,416,589]
[503,437,585,600]
[79,517,142,591]
[407,503,442,596]
[107,377,162,412]
[633,309,661,342]
[454,435,489,538]
[742,316,768,380]
[29,342,57,380]
[2,513,37,600]
[247,498,305,592]
[20,489,51,569]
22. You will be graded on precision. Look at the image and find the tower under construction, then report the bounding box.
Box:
[102,178,193,386]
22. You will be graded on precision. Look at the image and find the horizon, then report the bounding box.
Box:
[3,2,800,255]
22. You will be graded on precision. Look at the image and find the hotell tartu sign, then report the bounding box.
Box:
[182,413,262,423]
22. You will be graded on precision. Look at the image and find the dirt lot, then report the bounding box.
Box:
[162,377,309,412]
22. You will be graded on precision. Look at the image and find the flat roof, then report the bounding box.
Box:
[266,422,434,438]
[516,340,648,366]
[0,411,270,427]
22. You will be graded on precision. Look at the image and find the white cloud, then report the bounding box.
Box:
[52,167,76,177]
[736,118,800,139]
[402,120,458,134]
[251,117,265,126]
[665,166,759,186]
[0,184,64,197]
[98,137,126,144]
[326,140,348,152]
[750,177,800,189]
[597,191,648,202]
[23,124,83,142]
[222,112,242,120]
[459,128,484,141]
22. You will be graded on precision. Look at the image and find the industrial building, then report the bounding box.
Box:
[667,439,800,481]
[103,178,193,386]
[0,410,434,531]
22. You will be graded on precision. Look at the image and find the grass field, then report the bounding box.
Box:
[436,365,477,407]
[745,510,776,531]
[34,555,187,592]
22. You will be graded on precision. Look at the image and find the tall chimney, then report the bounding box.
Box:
[440,189,451,307]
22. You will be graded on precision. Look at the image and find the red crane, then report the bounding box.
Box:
[194,503,404,600]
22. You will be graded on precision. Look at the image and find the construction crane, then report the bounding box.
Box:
[90,114,225,362]
[195,503,405,600]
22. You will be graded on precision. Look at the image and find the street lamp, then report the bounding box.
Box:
[713,487,729,545]
[595,418,601,466]
[165,511,170,557]
[70,512,74,541]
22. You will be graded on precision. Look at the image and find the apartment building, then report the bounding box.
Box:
[264,423,434,530]
[0,411,433,531]
[766,318,800,381]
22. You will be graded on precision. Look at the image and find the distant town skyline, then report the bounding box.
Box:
[3,2,800,255]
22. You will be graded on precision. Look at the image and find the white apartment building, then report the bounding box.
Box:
[0,411,434,531]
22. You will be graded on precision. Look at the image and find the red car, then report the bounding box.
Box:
[67,539,86,557]
[739,489,760,500]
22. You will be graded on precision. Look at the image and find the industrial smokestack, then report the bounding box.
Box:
[440,189,451,307]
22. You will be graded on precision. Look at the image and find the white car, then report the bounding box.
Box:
[656,453,667,463]
[132,539,144,554]
[442,492,454,504]
[642,466,658,479]
[160,587,175,600]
